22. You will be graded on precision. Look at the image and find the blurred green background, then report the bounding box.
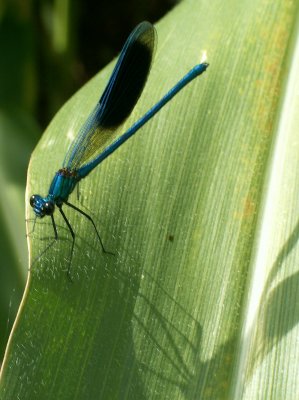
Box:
[0,0,178,363]
[0,0,178,127]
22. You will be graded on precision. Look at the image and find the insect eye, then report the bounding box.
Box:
[44,202,55,215]
[30,195,36,207]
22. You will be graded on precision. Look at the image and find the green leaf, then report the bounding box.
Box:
[1,0,298,399]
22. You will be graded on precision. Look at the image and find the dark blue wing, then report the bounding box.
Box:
[63,21,156,169]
